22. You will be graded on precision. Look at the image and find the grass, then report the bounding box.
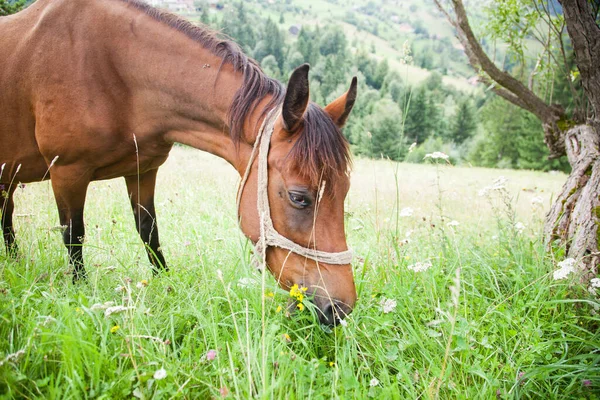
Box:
[1,147,599,399]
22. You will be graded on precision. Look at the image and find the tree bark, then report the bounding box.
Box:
[544,124,600,279]
[435,0,600,277]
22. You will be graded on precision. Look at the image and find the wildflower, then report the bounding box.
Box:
[104,305,130,318]
[583,379,592,387]
[329,361,335,367]
[136,280,148,289]
[114,285,125,293]
[447,220,460,227]
[282,333,291,343]
[553,258,576,280]
[370,377,380,387]
[408,142,417,153]
[265,291,274,299]
[590,278,600,288]
[219,386,229,397]
[237,277,256,288]
[407,261,432,272]
[478,176,508,196]
[289,284,307,303]
[366,131,372,139]
[75,307,83,315]
[153,367,167,380]
[399,207,413,217]
[514,222,526,234]
[379,298,397,314]
[423,152,449,161]
[531,196,544,206]
[91,301,115,311]
[110,325,120,333]
[276,305,282,313]
[297,303,305,311]
[339,319,348,327]
[206,349,217,361]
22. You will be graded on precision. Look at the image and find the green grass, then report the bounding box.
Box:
[1,148,599,398]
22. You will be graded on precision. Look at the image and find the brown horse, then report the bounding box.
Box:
[0,0,357,325]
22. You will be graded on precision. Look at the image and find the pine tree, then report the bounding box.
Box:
[403,88,430,144]
[449,99,476,144]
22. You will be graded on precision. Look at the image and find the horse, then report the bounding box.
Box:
[0,0,357,325]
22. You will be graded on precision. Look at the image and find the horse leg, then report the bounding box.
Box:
[50,168,90,282]
[125,169,168,274]
[1,185,18,257]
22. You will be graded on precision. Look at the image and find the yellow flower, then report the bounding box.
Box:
[265,291,274,298]
[75,307,83,315]
[329,362,335,367]
[404,255,410,260]
[282,333,291,343]
[141,279,148,286]
[297,303,305,311]
[276,305,282,313]
[110,325,120,334]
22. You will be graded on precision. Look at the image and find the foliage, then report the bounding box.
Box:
[204,1,572,171]
[0,148,597,398]
[0,0,26,16]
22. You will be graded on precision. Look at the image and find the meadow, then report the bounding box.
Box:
[1,147,599,399]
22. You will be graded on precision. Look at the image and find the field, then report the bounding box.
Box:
[1,147,599,398]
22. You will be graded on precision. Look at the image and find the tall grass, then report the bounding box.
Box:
[1,148,598,398]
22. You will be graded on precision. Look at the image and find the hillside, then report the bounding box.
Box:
[174,0,479,91]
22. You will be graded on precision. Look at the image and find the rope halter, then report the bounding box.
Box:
[237,107,354,268]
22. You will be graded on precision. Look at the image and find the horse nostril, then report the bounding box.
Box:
[318,301,353,326]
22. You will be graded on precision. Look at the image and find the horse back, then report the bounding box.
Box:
[0,0,171,183]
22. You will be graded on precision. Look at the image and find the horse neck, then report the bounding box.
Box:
[108,3,258,167]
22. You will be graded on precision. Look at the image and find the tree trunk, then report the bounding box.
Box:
[544,123,600,279]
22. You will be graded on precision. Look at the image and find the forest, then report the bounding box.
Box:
[200,0,574,172]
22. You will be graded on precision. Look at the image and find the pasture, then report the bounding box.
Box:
[1,147,598,398]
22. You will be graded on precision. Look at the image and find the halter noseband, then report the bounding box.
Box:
[237,107,353,268]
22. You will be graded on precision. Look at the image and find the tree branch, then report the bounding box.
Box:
[433,0,567,157]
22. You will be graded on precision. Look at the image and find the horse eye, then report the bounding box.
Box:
[288,192,310,208]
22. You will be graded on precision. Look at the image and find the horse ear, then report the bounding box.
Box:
[324,76,358,128]
[282,64,310,132]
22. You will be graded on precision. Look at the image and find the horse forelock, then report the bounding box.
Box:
[285,103,351,194]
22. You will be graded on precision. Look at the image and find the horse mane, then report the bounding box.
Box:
[118,0,351,188]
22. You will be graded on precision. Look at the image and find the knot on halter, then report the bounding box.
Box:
[236,107,353,269]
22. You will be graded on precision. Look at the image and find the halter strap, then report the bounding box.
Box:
[237,107,353,268]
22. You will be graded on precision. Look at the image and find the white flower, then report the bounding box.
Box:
[153,367,167,380]
[478,176,508,196]
[370,377,380,387]
[514,222,526,234]
[590,278,600,288]
[531,196,544,205]
[407,261,432,272]
[423,152,449,161]
[90,301,115,311]
[447,220,460,227]
[104,306,131,318]
[339,319,348,327]
[237,277,256,288]
[114,285,125,293]
[379,298,397,314]
[399,207,413,217]
[553,258,577,280]
[408,142,417,153]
